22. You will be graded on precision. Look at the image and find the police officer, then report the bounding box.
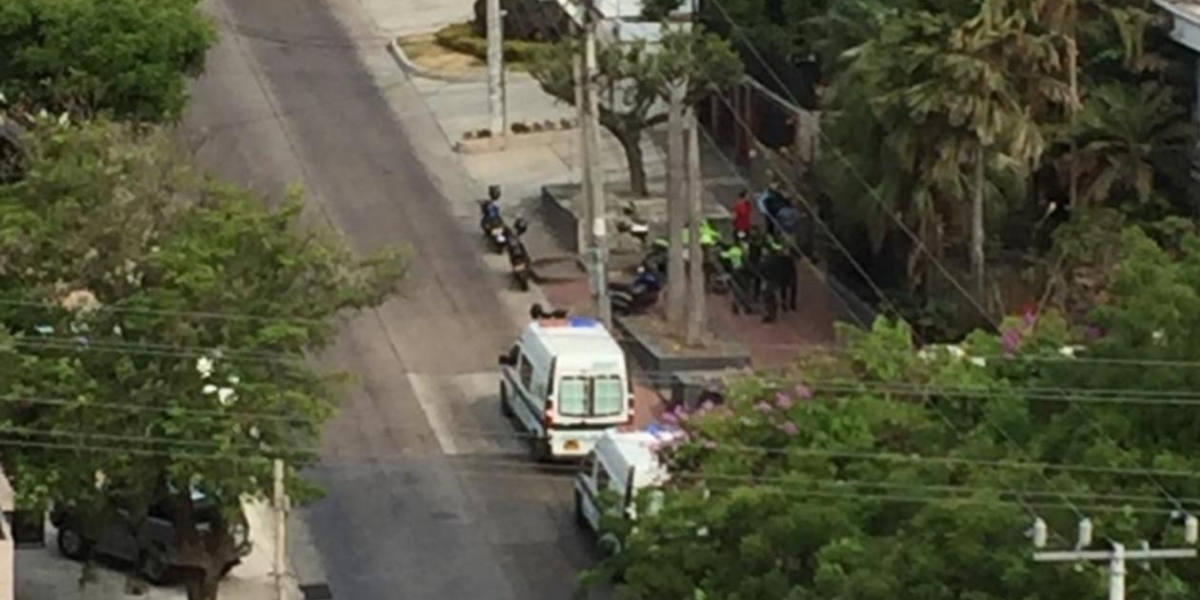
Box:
[758,238,782,323]
[718,241,752,314]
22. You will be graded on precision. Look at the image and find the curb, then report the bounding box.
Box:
[386,39,489,84]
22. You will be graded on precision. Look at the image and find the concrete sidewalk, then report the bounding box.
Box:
[16,501,302,600]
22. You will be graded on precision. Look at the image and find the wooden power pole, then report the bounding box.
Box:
[580,0,611,327]
[486,0,506,137]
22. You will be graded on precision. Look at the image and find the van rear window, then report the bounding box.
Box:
[559,377,589,416]
[593,376,623,416]
[557,376,625,417]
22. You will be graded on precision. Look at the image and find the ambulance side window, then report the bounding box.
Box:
[518,354,534,390]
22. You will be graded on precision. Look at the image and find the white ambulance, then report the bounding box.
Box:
[573,430,671,541]
[498,315,634,461]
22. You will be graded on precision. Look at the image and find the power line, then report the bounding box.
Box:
[0,298,329,325]
[1,433,1191,513]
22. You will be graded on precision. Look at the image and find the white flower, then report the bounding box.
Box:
[196,356,215,379]
[34,325,54,335]
[202,384,218,395]
[1152,329,1166,345]
[60,289,101,315]
[969,357,987,368]
[217,387,237,406]
[227,375,240,385]
[57,112,69,126]
[94,470,107,490]
[1058,345,1083,358]
[112,325,123,336]
[697,526,710,537]
[945,345,967,360]
[248,425,261,440]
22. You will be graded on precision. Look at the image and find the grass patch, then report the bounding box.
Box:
[432,21,550,70]
[396,33,485,76]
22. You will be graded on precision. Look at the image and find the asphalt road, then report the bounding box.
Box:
[183,0,600,598]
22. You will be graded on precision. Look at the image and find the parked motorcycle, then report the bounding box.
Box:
[479,185,507,254]
[610,266,662,316]
[506,218,532,291]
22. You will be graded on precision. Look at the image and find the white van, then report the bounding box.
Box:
[573,430,670,537]
[498,316,634,461]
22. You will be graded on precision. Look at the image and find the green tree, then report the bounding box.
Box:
[1070,83,1193,212]
[0,0,215,121]
[586,312,1200,599]
[826,0,1066,297]
[529,26,741,197]
[0,119,404,600]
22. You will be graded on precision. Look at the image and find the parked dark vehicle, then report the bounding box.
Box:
[506,218,532,291]
[51,495,251,584]
[480,185,507,253]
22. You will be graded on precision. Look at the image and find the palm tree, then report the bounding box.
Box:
[1070,82,1193,211]
[834,0,1066,298]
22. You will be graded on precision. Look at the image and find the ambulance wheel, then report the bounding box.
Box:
[530,437,551,462]
[574,489,587,529]
[500,382,513,418]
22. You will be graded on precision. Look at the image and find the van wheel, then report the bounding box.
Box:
[56,524,90,560]
[500,382,513,418]
[573,489,587,529]
[530,437,551,462]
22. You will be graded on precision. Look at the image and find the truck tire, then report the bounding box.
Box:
[56,524,90,560]
[530,436,551,462]
[574,489,588,529]
[500,382,513,418]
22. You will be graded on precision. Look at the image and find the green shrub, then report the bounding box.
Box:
[433,21,549,65]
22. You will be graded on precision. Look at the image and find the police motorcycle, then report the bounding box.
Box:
[505,218,533,291]
[610,266,662,316]
[643,221,728,294]
[479,184,508,254]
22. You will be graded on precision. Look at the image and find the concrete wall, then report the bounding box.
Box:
[0,468,14,600]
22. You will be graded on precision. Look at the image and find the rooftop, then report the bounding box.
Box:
[528,317,623,357]
[1155,0,1200,52]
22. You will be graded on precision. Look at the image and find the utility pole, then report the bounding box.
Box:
[486,0,506,137]
[272,459,289,600]
[574,36,592,253]
[685,107,706,344]
[580,0,611,328]
[665,80,687,327]
[1030,516,1198,600]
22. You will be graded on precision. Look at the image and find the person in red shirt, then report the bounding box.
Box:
[732,189,752,238]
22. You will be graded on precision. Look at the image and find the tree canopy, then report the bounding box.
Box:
[530,26,742,197]
[701,0,1195,335]
[0,118,403,600]
[0,0,215,121]
[586,221,1200,599]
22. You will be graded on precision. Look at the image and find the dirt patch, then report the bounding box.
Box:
[396,34,485,77]
[622,314,726,355]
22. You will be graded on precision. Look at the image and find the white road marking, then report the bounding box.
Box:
[407,372,527,456]
[406,373,461,455]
